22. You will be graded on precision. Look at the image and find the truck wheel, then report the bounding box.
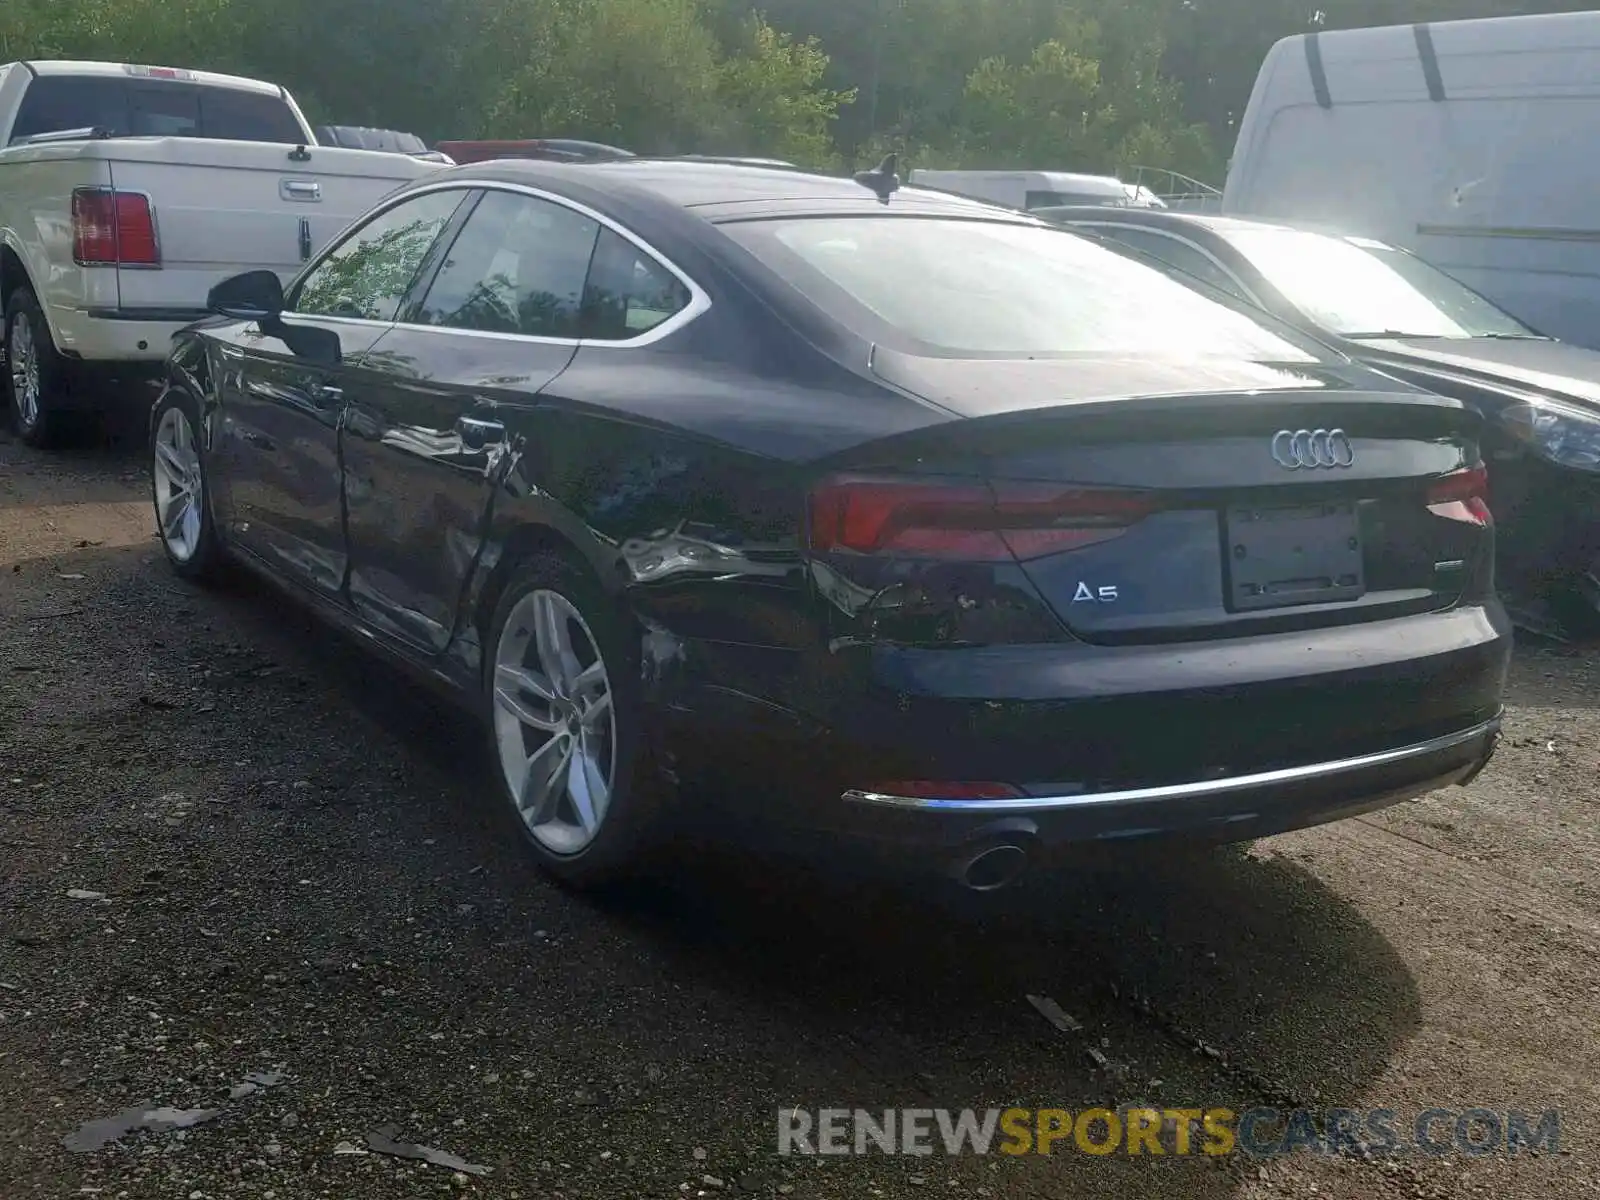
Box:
[5,287,68,448]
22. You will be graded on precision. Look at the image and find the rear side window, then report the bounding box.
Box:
[413,190,600,338]
[9,77,303,144]
[292,190,467,322]
[581,228,691,341]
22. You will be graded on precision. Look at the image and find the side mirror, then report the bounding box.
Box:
[207,269,285,321]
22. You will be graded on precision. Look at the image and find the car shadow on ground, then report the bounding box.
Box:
[189,557,1423,1183]
[0,507,1431,1196]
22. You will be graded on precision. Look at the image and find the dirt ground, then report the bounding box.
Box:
[2,416,1598,1200]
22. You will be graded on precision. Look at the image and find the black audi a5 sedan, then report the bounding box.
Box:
[1039,206,1600,638]
[150,159,1509,890]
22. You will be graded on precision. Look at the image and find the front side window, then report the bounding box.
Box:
[581,227,691,341]
[1220,226,1539,340]
[292,190,466,322]
[413,190,599,338]
[723,216,1325,362]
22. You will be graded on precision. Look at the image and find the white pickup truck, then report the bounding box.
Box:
[0,60,445,445]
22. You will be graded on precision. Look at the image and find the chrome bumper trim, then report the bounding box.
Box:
[841,715,1503,812]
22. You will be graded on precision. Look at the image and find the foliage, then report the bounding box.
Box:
[483,0,722,152]
[711,18,855,169]
[4,0,1581,187]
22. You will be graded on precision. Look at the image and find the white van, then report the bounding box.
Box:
[908,170,1156,211]
[1222,11,1600,349]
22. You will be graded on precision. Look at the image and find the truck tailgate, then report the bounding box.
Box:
[98,138,444,310]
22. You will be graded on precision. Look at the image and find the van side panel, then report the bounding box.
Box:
[1221,37,1296,214]
[1223,13,1600,348]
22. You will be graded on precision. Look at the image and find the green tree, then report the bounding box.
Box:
[934,9,1218,180]
[711,18,855,167]
[3,0,1239,188]
[482,0,722,152]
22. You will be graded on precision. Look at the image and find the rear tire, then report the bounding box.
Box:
[150,389,225,581]
[5,286,70,448]
[485,549,662,887]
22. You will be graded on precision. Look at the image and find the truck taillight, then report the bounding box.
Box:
[806,475,1160,561]
[71,188,160,267]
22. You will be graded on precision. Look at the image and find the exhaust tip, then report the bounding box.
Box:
[955,843,1029,892]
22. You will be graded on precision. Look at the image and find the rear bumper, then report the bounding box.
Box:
[48,304,205,363]
[694,602,1512,859]
[838,714,1501,855]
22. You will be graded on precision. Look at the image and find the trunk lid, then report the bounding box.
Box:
[851,353,1489,643]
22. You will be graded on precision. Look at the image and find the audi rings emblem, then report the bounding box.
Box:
[1270,428,1355,470]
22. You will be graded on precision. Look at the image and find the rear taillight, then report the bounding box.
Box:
[806,476,1160,561]
[1426,464,1492,526]
[71,188,160,267]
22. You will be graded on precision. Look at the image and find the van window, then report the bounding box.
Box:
[1025,190,1119,209]
[9,77,304,144]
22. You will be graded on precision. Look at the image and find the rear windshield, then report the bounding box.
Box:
[1220,226,1539,340]
[722,215,1326,362]
[9,77,305,145]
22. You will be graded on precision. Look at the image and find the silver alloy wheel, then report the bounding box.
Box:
[153,406,205,563]
[492,588,618,855]
[8,312,40,428]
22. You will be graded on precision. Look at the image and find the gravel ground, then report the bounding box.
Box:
[2,417,1598,1200]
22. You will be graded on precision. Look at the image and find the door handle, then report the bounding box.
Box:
[456,415,505,449]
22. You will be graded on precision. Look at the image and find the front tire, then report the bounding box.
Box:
[150,389,224,580]
[5,286,69,448]
[486,549,661,887]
